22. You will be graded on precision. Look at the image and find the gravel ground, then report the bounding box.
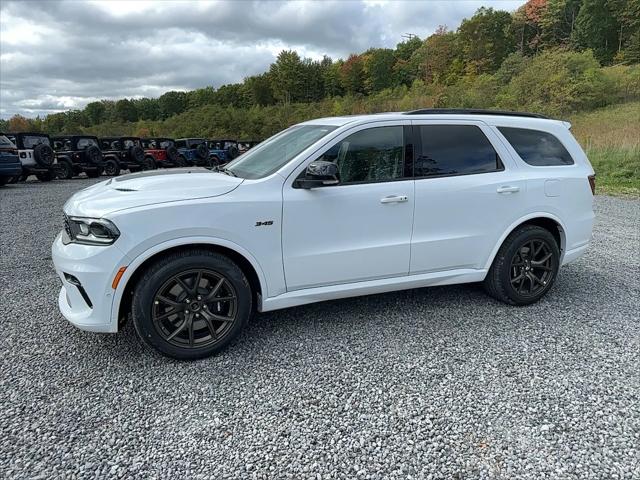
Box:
[1,177,639,480]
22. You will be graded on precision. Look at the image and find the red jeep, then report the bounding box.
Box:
[141,138,181,168]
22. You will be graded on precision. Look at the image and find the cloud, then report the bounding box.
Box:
[0,0,525,118]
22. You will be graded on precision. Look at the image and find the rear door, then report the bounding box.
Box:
[409,120,526,274]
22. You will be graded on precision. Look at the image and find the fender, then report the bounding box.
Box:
[108,235,270,330]
[483,211,568,271]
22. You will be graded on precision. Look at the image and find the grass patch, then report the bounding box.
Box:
[569,102,640,196]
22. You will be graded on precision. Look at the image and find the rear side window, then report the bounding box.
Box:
[499,127,574,166]
[415,125,503,177]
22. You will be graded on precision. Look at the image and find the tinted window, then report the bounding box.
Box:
[22,135,50,148]
[499,127,574,166]
[317,126,404,184]
[77,138,98,149]
[416,125,502,177]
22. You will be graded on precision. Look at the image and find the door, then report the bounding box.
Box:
[410,121,527,274]
[282,124,414,291]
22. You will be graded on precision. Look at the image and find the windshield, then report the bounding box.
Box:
[225,125,337,179]
[0,135,15,148]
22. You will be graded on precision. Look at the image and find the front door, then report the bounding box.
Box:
[282,124,414,291]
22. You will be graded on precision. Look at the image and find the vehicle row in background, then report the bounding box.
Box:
[0,134,260,184]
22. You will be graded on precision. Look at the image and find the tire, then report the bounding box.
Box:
[85,169,101,178]
[210,155,222,167]
[56,159,74,179]
[85,145,103,165]
[483,225,560,306]
[103,159,120,177]
[175,155,188,167]
[35,171,54,182]
[195,143,208,160]
[129,145,145,163]
[142,156,157,170]
[227,145,239,160]
[132,249,252,360]
[165,145,179,163]
[33,144,54,167]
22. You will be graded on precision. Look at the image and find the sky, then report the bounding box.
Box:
[0,0,525,119]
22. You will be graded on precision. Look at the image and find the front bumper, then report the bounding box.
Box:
[52,232,130,333]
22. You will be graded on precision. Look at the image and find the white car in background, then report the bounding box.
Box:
[52,109,595,359]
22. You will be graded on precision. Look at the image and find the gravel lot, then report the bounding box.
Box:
[1,177,639,479]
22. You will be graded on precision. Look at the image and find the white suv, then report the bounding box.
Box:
[52,109,595,359]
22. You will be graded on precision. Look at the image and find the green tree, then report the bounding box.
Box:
[158,91,187,119]
[539,0,582,47]
[410,27,458,84]
[458,7,515,74]
[323,58,344,97]
[243,74,275,106]
[393,36,422,86]
[269,50,305,103]
[135,97,160,120]
[84,101,106,125]
[364,48,396,93]
[572,0,620,63]
[114,99,138,122]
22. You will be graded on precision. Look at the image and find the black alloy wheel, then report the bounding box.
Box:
[103,159,120,176]
[509,239,554,298]
[483,225,560,305]
[152,269,238,349]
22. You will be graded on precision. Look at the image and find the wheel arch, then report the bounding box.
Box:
[483,213,567,271]
[113,239,266,330]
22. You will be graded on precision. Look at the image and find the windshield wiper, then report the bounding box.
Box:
[221,168,237,177]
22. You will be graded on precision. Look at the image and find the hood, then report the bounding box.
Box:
[64,167,243,217]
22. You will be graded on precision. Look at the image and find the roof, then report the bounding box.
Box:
[3,131,50,137]
[301,109,559,128]
[51,134,98,139]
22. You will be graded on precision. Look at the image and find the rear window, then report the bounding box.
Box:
[22,135,50,148]
[499,127,574,166]
[415,125,503,177]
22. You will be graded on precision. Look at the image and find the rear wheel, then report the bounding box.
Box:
[56,159,74,179]
[483,225,560,305]
[132,250,252,360]
[175,155,188,167]
[103,159,120,176]
[35,171,54,182]
[142,157,157,170]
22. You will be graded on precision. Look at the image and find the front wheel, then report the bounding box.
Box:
[483,225,560,305]
[103,159,120,176]
[132,250,252,360]
[175,155,188,167]
[56,160,74,179]
[142,157,157,171]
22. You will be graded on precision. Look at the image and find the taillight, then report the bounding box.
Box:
[588,174,596,195]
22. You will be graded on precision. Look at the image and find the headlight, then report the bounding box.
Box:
[64,215,120,245]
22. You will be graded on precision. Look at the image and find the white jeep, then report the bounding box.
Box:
[52,109,595,359]
[4,132,57,182]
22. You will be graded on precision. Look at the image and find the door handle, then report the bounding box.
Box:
[380,195,408,204]
[496,185,520,194]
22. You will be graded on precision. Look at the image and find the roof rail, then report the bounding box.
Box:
[404,108,549,119]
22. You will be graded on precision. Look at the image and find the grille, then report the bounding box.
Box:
[63,214,72,238]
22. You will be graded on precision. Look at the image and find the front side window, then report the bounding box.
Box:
[78,138,98,149]
[499,127,574,166]
[415,125,503,177]
[225,124,337,179]
[315,126,405,184]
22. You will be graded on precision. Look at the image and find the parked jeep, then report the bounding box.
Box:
[238,140,260,154]
[99,137,146,176]
[175,138,211,167]
[0,135,23,186]
[52,135,103,178]
[206,139,240,166]
[141,138,180,168]
[3,132,56,182]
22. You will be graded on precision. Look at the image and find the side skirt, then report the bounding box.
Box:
[260,268,487,312]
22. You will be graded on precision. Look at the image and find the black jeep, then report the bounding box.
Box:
[52,135,104,179]
[2,132,56,182]
[99,137,146,176]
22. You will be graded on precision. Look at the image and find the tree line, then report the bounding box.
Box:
[2,0,639,137]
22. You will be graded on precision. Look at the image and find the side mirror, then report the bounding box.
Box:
[294,161,339,189]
